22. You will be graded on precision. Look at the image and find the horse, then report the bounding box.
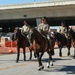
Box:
[52,31,71,57]
[11,27,32,62]
[29,27,54,71]
[69,28,75,58]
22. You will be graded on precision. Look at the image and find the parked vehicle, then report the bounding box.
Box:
[4,33,13,40]
[1,32,13,41]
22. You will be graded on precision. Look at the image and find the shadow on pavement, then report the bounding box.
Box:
[42,58,72,63]
[43,65,75,74]
[59,66,75,74]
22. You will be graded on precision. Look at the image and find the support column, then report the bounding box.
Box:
[36,18,41,26]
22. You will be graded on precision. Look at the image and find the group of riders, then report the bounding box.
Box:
[21,17,70,44]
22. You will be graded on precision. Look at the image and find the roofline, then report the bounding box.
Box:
[0,1,75,10]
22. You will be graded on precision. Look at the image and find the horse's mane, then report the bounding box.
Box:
[16,28,25,36]
[32,28,44,38]
[31,28,46,44]
[55,32,66,38]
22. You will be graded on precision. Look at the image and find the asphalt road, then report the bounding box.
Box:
[0,47,75,75]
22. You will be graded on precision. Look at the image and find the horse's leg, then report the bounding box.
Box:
[67,39,71,56]
[23,47,26,61]
[50,55,53,66]
[67,46,71,56]
[74,47,75,59]
[37,52,44,71]
[16,47,20,63]
[47,51,53,68]
[34,52,37,58]
[29,49,32,60]
[59,48,62,57]
[59,45,62,57]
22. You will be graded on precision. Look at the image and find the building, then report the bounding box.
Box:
[0,0,75,32]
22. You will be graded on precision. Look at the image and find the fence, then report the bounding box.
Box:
[0,37,58,54]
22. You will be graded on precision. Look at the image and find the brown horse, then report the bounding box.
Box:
[52,31,71,57]
[11,27,32,62]
[69,28,75,58]
[29,27,54,71]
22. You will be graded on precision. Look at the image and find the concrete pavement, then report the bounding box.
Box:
[0,47,75,75]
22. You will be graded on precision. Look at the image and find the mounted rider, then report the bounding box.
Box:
[59,22,68,38]
[37,17,50,37]
[37,17,51,45]
[37,17,54,55]
[21,21,30,38]
[21,20,30,44]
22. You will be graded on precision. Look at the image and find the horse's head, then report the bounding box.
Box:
[50,32,55,38]
[69,28,75,39]
[29,27,38,43]
[69,28,74,36]
[50,31,58,41]
[52,32,65,41]
[11,27,21,41]
[29,27,44,44]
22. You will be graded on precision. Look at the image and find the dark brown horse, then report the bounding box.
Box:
[69,28,75,58]
[11,27,32,62]
[53,32,71,57]
[29,28,54,70]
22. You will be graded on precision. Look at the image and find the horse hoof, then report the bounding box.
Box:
[38,66,44,71]
[47,63,50,68]
[51,64,53,66]
[67,53,70,56]
[34,56,37,58]
[29,58,31,60]
[16,60,18,63]
[24,59,26,61]
[34,55,37,58]
[47,66,50,68]
[59,55,62,57]
[29,57,32,60]
[38,68,41,71]
[41,66,44,69]
[74,56,75,59]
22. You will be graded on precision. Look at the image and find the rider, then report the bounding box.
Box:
[59,22,68,38]
[37,17,54,55]
[37,17,51,43]
[37,17,50,37]
[21,21,30,38]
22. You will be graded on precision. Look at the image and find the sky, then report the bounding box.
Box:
[0,0,48,5]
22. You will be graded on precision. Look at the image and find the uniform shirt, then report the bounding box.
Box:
[59,26,68,38]
[38,23,49,33]
[21,25,30,34]
[59,26,67,34]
